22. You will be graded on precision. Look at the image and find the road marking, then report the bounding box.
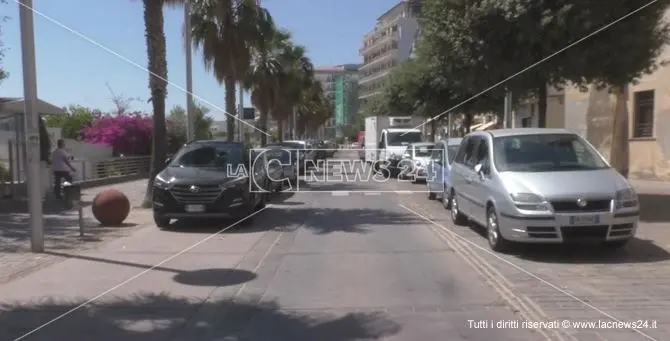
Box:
[400,204,659,341]
[364,192,381,196]
[394,190,413,194]
[331,191,349,196]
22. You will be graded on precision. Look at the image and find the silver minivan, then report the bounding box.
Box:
[449,128,639,252]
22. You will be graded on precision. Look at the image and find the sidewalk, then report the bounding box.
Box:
[0,179,154,284]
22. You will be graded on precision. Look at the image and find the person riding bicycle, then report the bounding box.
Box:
[51,139,76,199]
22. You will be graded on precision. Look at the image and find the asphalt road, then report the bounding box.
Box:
[0,150,544,340]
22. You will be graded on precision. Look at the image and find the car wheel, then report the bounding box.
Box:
[427,182,436,200]
[603,239,629,250]
[486,205,511,252]
[442,185,451,209]
[450,192,467,225]
[153,212,170,228]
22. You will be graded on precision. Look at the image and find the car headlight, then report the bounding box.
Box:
[153,175,173,189]
[615,187,638,209]
[510,192,550,211]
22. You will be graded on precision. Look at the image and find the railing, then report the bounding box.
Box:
[1,140,151,200]
[74,156,151,182]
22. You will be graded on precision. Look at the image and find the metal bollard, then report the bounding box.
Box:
[63,182,84,236]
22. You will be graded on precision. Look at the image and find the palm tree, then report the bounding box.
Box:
[273,40,314,140]
[244,28,290,146]
[141,0,182,208]
[187,0,273,142]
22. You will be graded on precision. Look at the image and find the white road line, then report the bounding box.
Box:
[331,191,350,196]
[364,192,382,196]
[399,204,659,341]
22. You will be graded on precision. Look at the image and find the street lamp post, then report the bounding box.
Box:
[19,0,44,252]
[184,5,195,142]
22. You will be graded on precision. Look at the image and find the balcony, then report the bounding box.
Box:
[360,22,400,55]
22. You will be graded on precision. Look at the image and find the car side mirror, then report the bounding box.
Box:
[474,163,483,174]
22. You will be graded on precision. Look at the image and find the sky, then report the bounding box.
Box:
[0,0,399,121]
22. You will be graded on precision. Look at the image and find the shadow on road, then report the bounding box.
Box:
[509,238,670,264]
[168,206,421,235]
[638,193,670,223]
[0,293,401,341]
[45,251,258,287]
[0,212,139,253]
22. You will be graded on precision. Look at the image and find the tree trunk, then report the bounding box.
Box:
[464,112,473,134]
[430,119,437,142]
[141,0,168,209]
[277,119,284,142]
[225,77,236,142]
[609,85,629,178]
[259,109,268,146]
[537,81,548,128]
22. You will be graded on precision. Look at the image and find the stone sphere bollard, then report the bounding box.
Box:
[92,189,130,226]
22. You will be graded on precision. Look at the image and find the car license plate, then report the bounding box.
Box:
[185,204,205,213]
[570,215,599,225]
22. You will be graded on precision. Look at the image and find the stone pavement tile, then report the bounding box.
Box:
[0,179,154,285]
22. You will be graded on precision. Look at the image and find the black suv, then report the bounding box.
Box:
[152,141,269,228]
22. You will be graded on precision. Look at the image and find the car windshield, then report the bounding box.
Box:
[387,132,422,146]
[493,133,608,172]
[413,145,433,157]
[170,142,244,169]
[447,145,460,164]
[265,148,291,163]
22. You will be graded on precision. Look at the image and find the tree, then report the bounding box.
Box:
[244,27,288,146]
[274,38,315,140]
[81,113,153,156]
[558,1,670,176]
[187,0,274,142]
[167,103,214,144]
[411,0,504,132]
[140,0,176,208]
[44,105,97,140]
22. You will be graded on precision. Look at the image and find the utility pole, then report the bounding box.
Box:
[19,0,44,252]
[503,90,512,128]
[185,5,195,141]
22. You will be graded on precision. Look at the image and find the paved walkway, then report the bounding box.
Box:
[0,179,153,284]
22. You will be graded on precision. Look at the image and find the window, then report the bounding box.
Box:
[474,139,490,173]
[492,134,608,172]
[430,146,443,162]
[454,137,471,164]
[633,90,654,138]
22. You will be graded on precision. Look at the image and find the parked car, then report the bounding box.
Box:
[398,142,435,183]
[449,128,639,252]
[262,145,298,186]
[152,140,269,228]
[283,140,317,171]
[426,138,463,205]
[252,148,286,192]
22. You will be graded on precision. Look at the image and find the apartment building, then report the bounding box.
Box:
[314,64,361,138]
[358,0,422,113]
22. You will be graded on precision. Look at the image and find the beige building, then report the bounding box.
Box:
[515,11,670,180]
[358,0,421,113]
